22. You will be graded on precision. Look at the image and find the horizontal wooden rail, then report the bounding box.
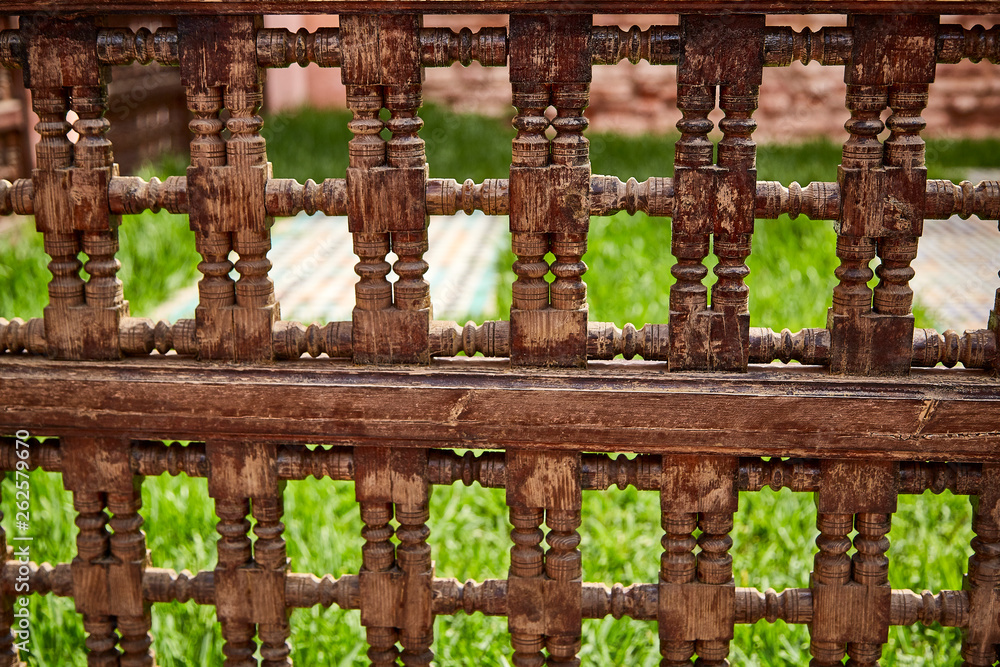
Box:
[0,559,971,627]
[3,357,999,460]
[2,437,984,495]
[3,1,1000,14]
[2,316,996,369]
[3,23,1000,69]
[5,175,1000,222]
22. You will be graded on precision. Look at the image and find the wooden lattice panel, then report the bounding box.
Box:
[1,4,1000,665]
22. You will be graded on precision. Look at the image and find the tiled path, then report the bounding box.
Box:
[912,215,999,332]
[153,211,507,324]
[911,169,1000,332]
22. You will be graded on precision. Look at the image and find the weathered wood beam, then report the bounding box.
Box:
[2,356,1000,460]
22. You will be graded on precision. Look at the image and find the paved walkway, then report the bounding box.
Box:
[912,215,999,332]
[153,211,507,324]
[911,169,1000,333]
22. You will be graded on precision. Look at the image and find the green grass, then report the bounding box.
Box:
[1,105,991,664]
[0,157,196,321]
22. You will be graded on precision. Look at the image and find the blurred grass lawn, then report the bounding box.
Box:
[2,104,992,665]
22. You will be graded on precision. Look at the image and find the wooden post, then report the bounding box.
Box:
[342,15,432,364]
[179,15,279,363]
[207,440,290,666]
[507,450,583,666]
[20,16,126,361]
[810,460,898,666]
[63,436,154,666]
[508,15,592,368]
[659,455,738,665]
[355,446,435,665]
[671,15,764,372]
[830,16,937,376]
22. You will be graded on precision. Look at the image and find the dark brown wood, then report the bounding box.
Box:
[506,449,582,666]
[341,14,432,365]
[179,14,279,364]
[963,463,1000,665]
[5,1,1000,14]
[3,357,1000,460]
[659,455,738,664]
[508,14,592,369]
[2,8,1000,664]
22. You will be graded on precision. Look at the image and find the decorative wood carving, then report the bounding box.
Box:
[508,14,592,369]
[2,8,1000,666]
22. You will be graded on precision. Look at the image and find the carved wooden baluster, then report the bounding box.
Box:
[875,115,922,319]
[34,86,85,356]
[74,489,119,665]
[507,451,583,666]
[215,496,256,665]
[359,509,399,662]
[252,492,291,666]
[395,505,431,664]
[179,17,236,361]
[225,17,280,363]
[509,80,551,317]
[509,504,545,666]
[810,462,898,666]
[73,78,126,359]
[209,441,289,665]
[391,450,434,667]
[660,456,738,666]
[710,16,764,371]
[107,480,154,667]
[660,511,696,664]
[961,464,1000,666]
[386,77,430,315]
[809,512,852,666]
[831,16,924,376]
[344,76,391,323]
[186,90,227,166]
[62,437,155,666]
[62,438,118,665]
[696,511,735,666]
[829,30,886,375]
[549,82,589,316]
[669,16,717,371]
[509,15,591,368]
[544,508,582,666]
[341,15,430,364]
[354,235,393,310]
[848,512,891,666]
[190,89,234,355]
[21,17,116,360]
[355,447,434,665]
[829,231,876,370]
[207,440,276,667]
[869,17,938,376]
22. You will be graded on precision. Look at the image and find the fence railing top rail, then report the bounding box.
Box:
[4,1,1000,14]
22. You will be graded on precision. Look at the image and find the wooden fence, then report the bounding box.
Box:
[2,2,1000,665]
